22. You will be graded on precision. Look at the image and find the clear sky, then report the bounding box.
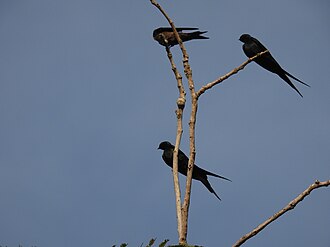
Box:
[0,1,329,247]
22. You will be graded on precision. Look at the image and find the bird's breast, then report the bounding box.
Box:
[163,150,173,160]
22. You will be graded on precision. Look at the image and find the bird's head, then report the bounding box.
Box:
[153,28,169,46]
[152,29,161,40]
[158,141,173,150]
[153,28,161,39]
[239,34,252,43]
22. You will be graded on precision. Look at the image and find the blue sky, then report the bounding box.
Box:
[0,1,329,247]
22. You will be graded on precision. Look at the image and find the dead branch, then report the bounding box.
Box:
[233,180,330,247]
[163,45,185,238]
[151,1,196,244]
[196,50,269,98]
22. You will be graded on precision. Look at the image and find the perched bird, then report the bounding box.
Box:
[153,27,209,47]
[239,34,310,97]
[158,141,231,201]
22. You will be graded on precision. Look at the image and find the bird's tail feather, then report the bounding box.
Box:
[200,179,221,201]
[191,31,209,40]
[278,73,304,97]
[285,70,310,87]
[202,169,231,182]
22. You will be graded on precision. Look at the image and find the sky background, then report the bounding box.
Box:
[0,1,329,247]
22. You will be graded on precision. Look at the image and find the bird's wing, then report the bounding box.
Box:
[176,27,199,31]
[178,149,189,163]
[177,150,189,175]
[251,36,268,51]
[196,166,231,181]
[248,37,286,73]
[154,27,198,34]
[243,38,267,58]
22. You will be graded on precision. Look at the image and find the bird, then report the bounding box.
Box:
[153,27,209,47]
[239,34,310,97]
[158,141,231,201]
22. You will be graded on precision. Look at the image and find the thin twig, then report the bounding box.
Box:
[233,180,330,247]
[196,50,269,98]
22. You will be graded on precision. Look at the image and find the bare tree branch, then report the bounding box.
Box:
[196,50,269,98]
[164,45,185,239]
[182,83,197,243]
[150,1,189,242]
[150,1,196,244]
[233,180,330,247]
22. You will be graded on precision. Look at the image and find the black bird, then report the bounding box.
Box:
[239,34,310,97]
[153,27,209,47]
[158,141,231,201]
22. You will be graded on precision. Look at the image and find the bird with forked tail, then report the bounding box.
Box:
[158,141,231,201]
[239,33,310,97]
[153,27,209,47]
